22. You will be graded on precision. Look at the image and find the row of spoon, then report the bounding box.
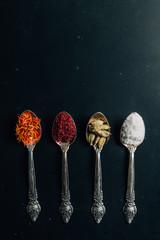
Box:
[16,111,145,224]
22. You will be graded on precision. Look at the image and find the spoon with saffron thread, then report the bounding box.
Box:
[86,112,111,223]
[120,112,145,224]
[16,110,41,222]
[52,112,77,223]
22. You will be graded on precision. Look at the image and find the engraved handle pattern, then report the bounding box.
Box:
[91,149,106,223]
[26,145,41,222]
[59,144,73,223]
[123,145,137,224]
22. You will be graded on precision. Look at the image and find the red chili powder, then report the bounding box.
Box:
[52,112,76,144]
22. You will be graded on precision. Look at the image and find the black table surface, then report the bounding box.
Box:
[1,1,160,240]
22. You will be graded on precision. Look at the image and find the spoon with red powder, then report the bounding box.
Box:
[16,110,41,222]
[52,111,76,223]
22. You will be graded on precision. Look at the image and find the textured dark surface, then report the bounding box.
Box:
[0,0,160,239]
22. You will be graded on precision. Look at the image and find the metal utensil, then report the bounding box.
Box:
[19,110,41,222]
[52,112,76,223]
[120,112,145,223]
[86,112,111,223]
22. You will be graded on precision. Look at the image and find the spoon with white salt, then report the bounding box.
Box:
[120,112,145,224]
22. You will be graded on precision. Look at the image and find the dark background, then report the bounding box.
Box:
[0,0,160,239]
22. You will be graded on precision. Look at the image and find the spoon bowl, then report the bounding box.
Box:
[52,111,77,148]
[120,112,145,148]
[20,110,42,147]
[86,112,110,149]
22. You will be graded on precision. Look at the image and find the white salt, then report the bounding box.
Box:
[120,112,145,146]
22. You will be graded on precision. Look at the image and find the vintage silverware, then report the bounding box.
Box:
[52,112,76,223]
[17,110,41,222]
[86,112,111,223]
[120,112,145,223]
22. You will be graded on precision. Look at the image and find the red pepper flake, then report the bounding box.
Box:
[52,112,76,144]
[16,110,41,145]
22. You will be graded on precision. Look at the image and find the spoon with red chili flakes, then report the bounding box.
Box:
[16,110,41,222]
[52,111,77,223]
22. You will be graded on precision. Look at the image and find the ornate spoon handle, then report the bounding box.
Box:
[59,144,73,223]
[91,148,106,223]
[123,145,137,223]
[26,145,41,222]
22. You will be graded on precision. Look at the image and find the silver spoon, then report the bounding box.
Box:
[52,112,77,223]
[120,112,145,223]
[86,112,111,223]
[17,110,41,222]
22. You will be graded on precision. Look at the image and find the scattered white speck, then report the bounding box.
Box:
[49,217,52,221]
[16,106,23,112]
[120,72,123,76]
[76,66,79,70]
